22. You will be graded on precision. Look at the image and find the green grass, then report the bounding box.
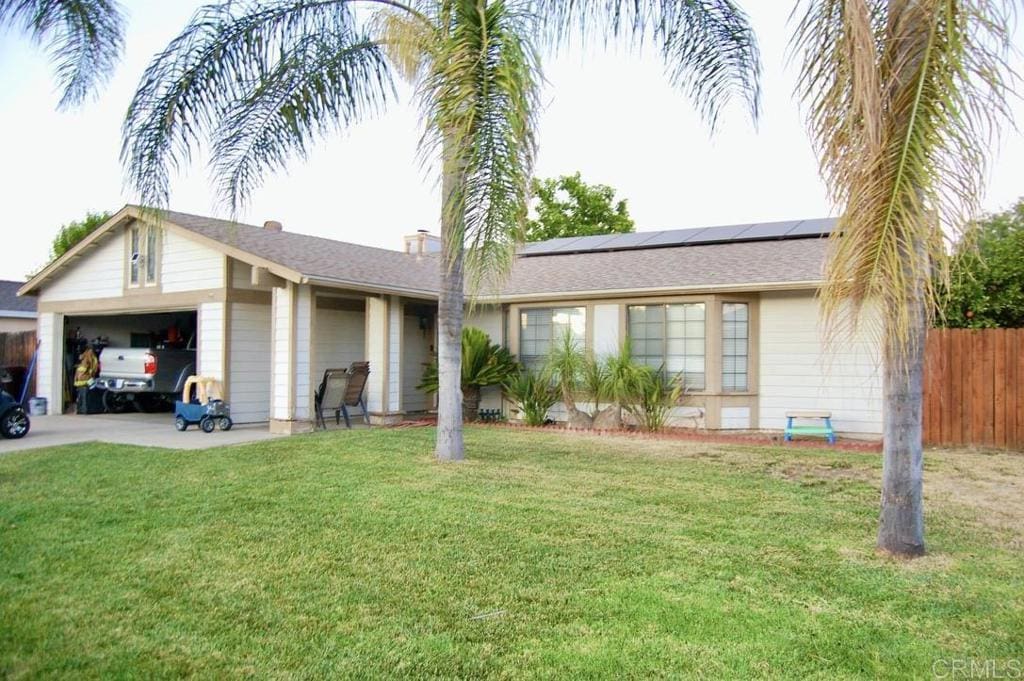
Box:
[1,427,1021,679]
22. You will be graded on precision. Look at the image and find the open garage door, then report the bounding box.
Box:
[64,310,197,414]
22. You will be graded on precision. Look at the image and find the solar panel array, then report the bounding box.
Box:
[518,218,836,257]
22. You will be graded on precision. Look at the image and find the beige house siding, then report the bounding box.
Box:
[466,306,505,412]
[162,229,226,293]
[758,290,883,435]
[39,232,123,303]
[228,302,272,423]
[36,312,63,413]
[0,317,36,333]
[197,302,226,381]
[313,304,366,381]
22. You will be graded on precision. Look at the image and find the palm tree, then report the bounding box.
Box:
[121,0,761,462]
[793,0,1016,556]
[0,0,126,109]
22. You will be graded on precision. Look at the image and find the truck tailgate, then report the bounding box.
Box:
[99,348,151,379]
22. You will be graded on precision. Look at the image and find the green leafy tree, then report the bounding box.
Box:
[0,0,126,109]
[50,211,112,261]
[793,0,1017,556]
[940,199,1024,329]
[525,172,634,242]
[121,0,760,462]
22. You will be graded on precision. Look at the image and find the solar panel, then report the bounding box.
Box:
[691,224,753,243]
[517,236,586,255]
[638,228,705,248]
[598,231,661,249]
[737,221,799,240]
[784,218,835,237]
[516,218,837,257]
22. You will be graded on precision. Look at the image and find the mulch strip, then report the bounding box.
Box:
[393,416,883,453]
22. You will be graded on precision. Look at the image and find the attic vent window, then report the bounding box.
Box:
[128,224,160,287]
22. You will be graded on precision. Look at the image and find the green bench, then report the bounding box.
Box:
[784,410,837,444]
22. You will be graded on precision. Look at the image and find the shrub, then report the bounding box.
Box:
[622,366,685,432]
[419,327,518,421]
[503,370,559,426]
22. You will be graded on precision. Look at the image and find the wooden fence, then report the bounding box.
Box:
[0,330,38,400]
[923,328,1024,449]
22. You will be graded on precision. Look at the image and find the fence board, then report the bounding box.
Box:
[924,328,1023,450]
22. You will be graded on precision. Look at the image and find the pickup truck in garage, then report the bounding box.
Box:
[95,336,196,412]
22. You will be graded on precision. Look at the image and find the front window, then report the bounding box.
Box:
[628,303,706,390]
[519,307,585,370]
[722,302,749,391]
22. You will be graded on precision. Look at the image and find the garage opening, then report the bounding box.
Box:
[63,310,198,414]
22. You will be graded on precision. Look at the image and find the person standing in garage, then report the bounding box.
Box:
[73,346,99,413]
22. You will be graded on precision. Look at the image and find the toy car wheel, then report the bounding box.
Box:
[218,417,233,432]
[199,416,216,433]
[0,407,30,439]
[174,415,188,432]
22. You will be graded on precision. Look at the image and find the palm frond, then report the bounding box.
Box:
[121,0,395,213]
[793,0,1017,365]
[416,0,541,296]
[533,0,761,127]
[0,0,126,108]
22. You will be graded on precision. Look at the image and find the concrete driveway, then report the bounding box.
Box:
[0,413,285,454]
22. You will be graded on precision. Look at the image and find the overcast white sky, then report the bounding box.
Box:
[0,1,1021,281]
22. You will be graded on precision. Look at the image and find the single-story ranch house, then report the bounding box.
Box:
[18,205,882,436]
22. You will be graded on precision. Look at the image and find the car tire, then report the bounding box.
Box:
[0,407,30,439]
[199,416,215,433]
[103,391,134,414]
[218,417,233,432]
[174,415,188,432]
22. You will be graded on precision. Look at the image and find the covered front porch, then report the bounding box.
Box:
[266,283,437,434]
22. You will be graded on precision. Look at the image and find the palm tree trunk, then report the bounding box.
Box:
[878,272,927,557]
[435,135,465,462]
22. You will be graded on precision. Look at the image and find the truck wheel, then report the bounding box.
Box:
[103,391,134,414]
[174,415,188,432]
[199,416,215,433]
[218,417,233,432]
[0,407,30,439]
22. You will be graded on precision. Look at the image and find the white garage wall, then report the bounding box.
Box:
[162,230,226,292]
[759,291,883,435]
[228,303,272,423]
[39,233,123,302]
[36,312,63,412]
[197,302,226,381]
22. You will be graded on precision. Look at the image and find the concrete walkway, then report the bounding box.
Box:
[0,413,285,454]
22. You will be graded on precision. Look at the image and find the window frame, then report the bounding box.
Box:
[126,223,160,289]
[720,300,751,393]
[627,302,707,391]
[518,306,587,370]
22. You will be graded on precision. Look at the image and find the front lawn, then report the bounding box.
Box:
[1,427,1021,678]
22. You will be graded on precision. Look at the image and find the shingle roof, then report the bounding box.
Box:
[158,208,829,299]
[0,280,36,314]
[159,209,441,294]
[499,237,829,296]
